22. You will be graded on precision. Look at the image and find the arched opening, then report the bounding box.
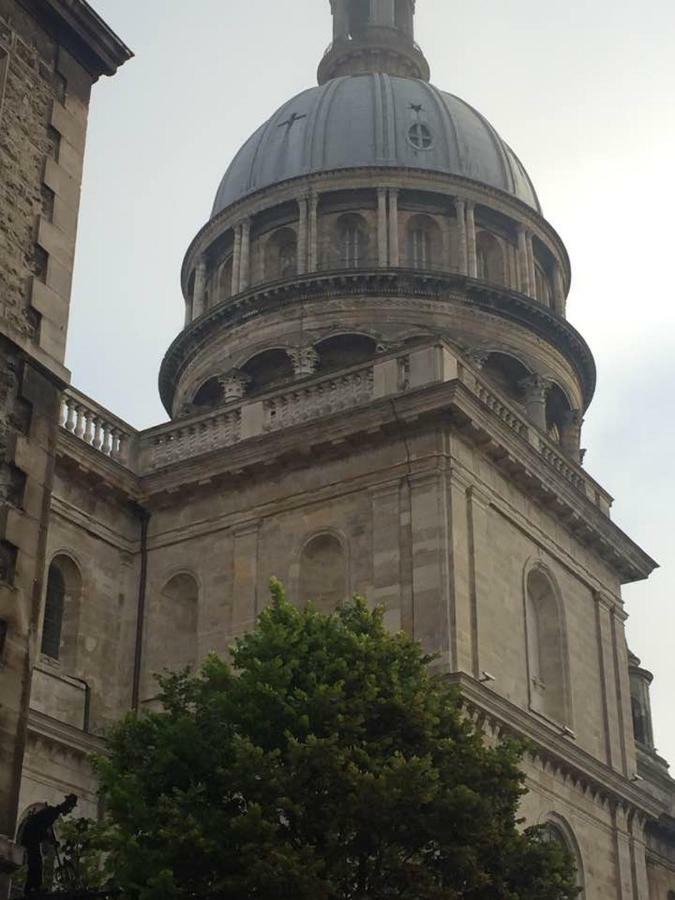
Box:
[541,818,584,896]
[546,383,572,446]
[192,377,223,411]
[241,348,294,393]
[525,568,569,725]
[144,573,199,699]
[265,227,298,281]
[41,555,81,667]
[220,257,233,300]
[482,352,530,406]
[299,534,347,613]
[406,214,441,270]
[348,0,370,38]
[337,214,368,268]
[315,334,377,372]
[476,231,506,286]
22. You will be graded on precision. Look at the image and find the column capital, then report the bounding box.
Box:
[218,369,251,402]
[465,348,490,369]
[520,374,553,402]
[287,346,320,377]
[562,408,584,428]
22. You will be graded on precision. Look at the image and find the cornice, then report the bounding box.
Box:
[27,709,104,758]
[450,673,665,820]
[159,269,595,414]
[20,0,133,78]
[56,430,142,503]
[181,167,571,296]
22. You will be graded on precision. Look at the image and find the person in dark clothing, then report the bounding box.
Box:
[19,794,78,894]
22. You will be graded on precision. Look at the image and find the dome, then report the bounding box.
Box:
[212,74,540,217]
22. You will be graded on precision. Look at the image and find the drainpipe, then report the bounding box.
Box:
[131,507,150,712]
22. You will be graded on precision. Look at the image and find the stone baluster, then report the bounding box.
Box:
[74,404,87,439]
[102,420,114,455]
[520,375,552,432]
[114,430,127,464]
[239,218,251,291]
[455,198,468,275]
[466,201,478,278]
[92,415,104,450]
[192,256,208,319]
[288,346,320,377]
[65,398,77,432]
[219,369,250,403]
[297,196,308,275]
[388,188,400,266]
[308,193,319,271]
[552,262,566,316]
[377,187,388,267]
[231,224,242,295]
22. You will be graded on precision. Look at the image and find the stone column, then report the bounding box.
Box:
[239,218,251,292]
[377,187,388,267]
[297,196,308,275]
[560,409,583,462]
[231,224,242,296]
[308,192,319,271]
[520,375,551,432]
[517,226,530,295]
[526,231,536,299]
[466,201,478,278]
[231,522,260,635]
[455,198,468,275]
[370,483,402,632]
[192,256,207,319]
[287,346,320,377]
[552,262,566,316]
[218,369,250,403]
[388,188,400,266]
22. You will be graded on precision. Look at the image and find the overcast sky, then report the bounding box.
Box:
[70,1,675,761]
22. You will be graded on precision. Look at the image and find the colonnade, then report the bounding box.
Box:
[189,188,568,322]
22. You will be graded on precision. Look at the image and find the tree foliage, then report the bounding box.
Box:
[91,581,579,899]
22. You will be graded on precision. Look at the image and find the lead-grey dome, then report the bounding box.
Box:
[212,74,540,216]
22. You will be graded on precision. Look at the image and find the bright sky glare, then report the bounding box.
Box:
[70,1,675,762]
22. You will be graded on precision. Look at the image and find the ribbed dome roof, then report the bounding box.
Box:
[212,74,540,216]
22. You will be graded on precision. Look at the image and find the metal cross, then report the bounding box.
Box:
[278,112,307,129]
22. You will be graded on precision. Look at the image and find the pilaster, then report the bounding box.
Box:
[388,188,399,266]
[377,187,388,266]
[230,522,260,636]
[466,201,478,278]
[455,198,468,275]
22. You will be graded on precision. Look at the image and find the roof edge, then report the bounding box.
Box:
[22,0,133,78]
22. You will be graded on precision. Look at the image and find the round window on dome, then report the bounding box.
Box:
[408,122,433,150]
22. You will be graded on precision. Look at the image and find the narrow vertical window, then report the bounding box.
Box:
[338,215,368,268]
[525,567,569,725]
[41,565,66,659]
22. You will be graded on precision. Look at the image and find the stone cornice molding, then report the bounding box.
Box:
[160,269,595,413]
[20,0,133,78]
[27,709,104,758]
[450,673,665,820]
[182,167,571,296]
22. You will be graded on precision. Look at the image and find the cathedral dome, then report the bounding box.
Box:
[211,74,541,217]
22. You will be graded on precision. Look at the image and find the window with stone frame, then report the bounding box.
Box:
[41,556,82,666]
[337,214,368,268]
[41,564,65,659]
[525,567,569,725]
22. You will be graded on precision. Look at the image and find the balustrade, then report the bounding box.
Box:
[264,367,374,432]
[60,391,133,465]
[145,409,241,470]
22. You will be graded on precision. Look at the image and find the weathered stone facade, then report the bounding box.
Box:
[6,1,675,898]
[0,0,129,893]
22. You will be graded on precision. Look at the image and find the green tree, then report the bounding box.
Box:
[92,581,579,899]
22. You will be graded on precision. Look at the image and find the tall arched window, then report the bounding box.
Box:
[220,257,234,300]
[41,556,82,666]
[407,215,440,270]
[475,231,505,286]
[299,534,347,613]
[337,215,368,268]
[144,573,199,700]
[525,567,569,725]
[541,818,584,897]
[265,227,297,281]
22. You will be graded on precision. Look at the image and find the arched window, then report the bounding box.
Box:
[41,556,82,666]
[144,573,199,700]
[475,231,505,286]
[315,333,377,372]
[299,534,347,613]
[541,819,584,896]
[337,215,368,268]
[406,215,440,270]
[242,348,295,393]
[535,266,552,307]
[220,257,233,300]
[525,567,569,725]
[348,0,370,38]
[265,227,297,281]
[482,352,530,406]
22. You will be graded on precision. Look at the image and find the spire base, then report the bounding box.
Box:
[318,29,430,84]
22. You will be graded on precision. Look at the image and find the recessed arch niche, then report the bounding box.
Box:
[298,533,348,613]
